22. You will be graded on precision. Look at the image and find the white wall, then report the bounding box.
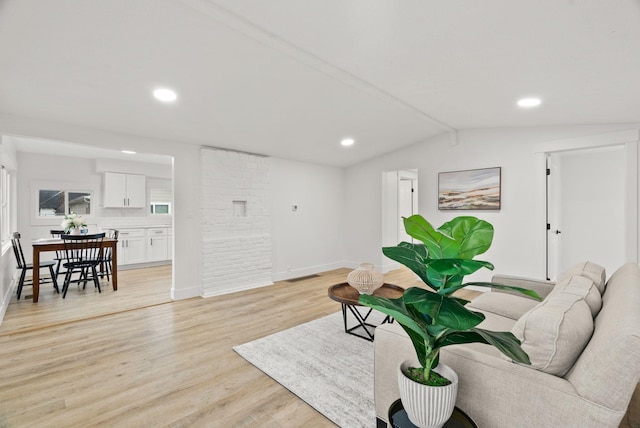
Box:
[270,157,345,280]
[344,125,640,283]
[0,138,18,321]
[200,148,272,296]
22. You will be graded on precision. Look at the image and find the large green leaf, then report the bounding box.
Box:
[402,215,494,262]
[402,215,454,259]
[424,259,493,291]
[437,329,531,364]
[426,259,494,276]
[399,321,430,368]
[397,241,429,257]
[382,245,434,291]
[402,288,485,330]
[358,294,428,338]
[438,216,494,259]
[464,282,542,301]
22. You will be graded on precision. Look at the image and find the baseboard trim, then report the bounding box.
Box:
[0,278,14,328]
[272,262,344,282]
[201,281,274,299]
[118,260,171,271]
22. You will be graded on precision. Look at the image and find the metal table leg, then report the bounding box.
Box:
[341,303,391,341]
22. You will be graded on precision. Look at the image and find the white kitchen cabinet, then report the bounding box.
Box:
[147,228,168,262]
[104,172,146,208]
[117,228,146,265]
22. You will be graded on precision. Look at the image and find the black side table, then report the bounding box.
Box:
[388,399,477,428]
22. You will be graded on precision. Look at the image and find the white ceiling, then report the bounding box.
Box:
[1,0,639,167]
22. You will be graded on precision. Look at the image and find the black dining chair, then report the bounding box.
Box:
[50,229,67,278]
[60,232,106,298]
[10,232,59,299]
[101,229,119,282]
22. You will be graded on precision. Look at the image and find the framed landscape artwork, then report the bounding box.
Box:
[438,167,501,210]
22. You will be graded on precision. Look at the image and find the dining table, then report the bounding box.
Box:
[31,237,119,302]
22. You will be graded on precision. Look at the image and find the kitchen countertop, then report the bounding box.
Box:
[99,225,172,230]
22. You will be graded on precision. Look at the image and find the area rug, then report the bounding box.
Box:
[233,311,388,427]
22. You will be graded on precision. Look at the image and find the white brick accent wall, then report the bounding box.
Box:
[200,148,273,296]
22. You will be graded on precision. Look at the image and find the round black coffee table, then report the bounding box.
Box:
[388,399,477,428]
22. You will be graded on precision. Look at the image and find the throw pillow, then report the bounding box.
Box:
[510,292,594,376]
[547,275,602,317]
[557,261,606,294]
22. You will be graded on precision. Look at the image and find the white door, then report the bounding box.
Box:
[546,146,626,279]
[398,175,417,243]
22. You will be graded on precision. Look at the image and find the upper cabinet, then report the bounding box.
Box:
[103,172,146,208]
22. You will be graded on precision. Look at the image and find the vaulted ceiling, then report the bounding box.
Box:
[1,0,639,167]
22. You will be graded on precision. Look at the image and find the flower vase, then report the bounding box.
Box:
[347,263,384,294]
[70,228,81,235]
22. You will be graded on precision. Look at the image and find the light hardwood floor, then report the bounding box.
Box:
[0,267,636,427]
[0,264,173,336]
[0,266,436,427]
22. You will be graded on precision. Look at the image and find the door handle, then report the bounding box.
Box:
[553,230,562,235]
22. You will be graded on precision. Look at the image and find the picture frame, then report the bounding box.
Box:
[438,167,501,210]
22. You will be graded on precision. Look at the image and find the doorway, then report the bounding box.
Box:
[0,135,175,333]
[382,169,418,271]
[546,145,627,279]
[398,171,418,243]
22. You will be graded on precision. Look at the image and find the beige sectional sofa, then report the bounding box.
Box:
[374,262,640,427]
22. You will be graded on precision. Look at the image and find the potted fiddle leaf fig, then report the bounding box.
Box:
[359,215,540,428]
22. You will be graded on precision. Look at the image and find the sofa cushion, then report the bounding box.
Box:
[510,292,594,376]
[557,261,606,294]
[547,275,602,317]
[468,292,539,321]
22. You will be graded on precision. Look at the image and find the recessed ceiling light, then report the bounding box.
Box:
[153,88,177,102]
[341,138,355,147]
[517,97,541,108]
[122,150,136,154]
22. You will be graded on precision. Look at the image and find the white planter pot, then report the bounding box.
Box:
[398,361,458,428]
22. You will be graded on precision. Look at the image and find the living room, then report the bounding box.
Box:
[0,1,639,426]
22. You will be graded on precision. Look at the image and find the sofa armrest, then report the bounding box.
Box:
[440,346,626,427]
[491,274,556,299]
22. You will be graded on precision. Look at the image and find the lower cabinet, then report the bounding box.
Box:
[116,229,146,265]
[110,226,172,266]
[147,228,168,262]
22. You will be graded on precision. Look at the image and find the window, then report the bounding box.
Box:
[149,188,172,215]
[38,189,92,217]
[1,166,10,245]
